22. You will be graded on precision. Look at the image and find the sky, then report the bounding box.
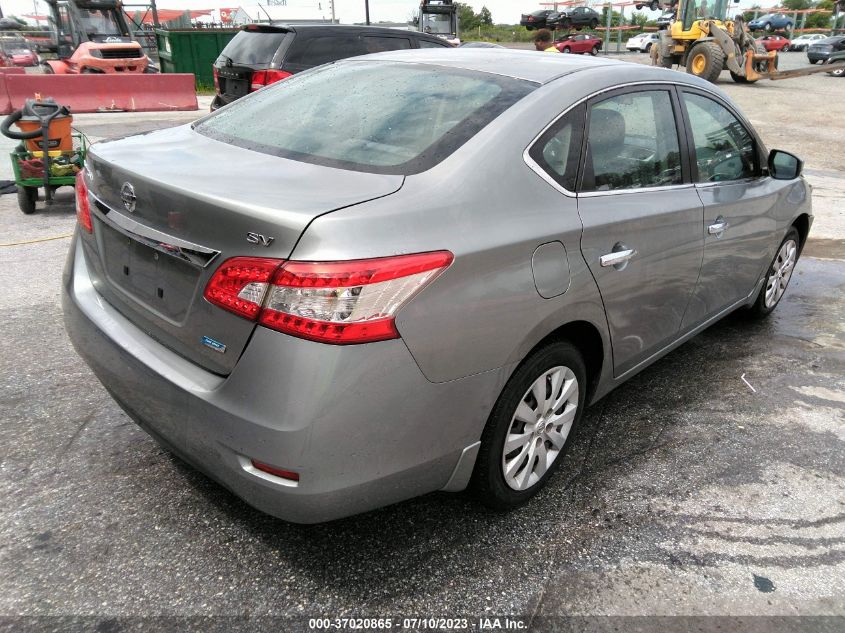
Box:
[2,0,785,26]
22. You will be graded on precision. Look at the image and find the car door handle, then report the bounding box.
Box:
[708,218,729,236]
[600,248,637,268]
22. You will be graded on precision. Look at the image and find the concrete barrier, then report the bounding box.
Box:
[4,73,198,114]
[0,73,10,114]
[0,67,26,74]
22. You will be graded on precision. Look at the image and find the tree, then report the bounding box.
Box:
[478,6,493,26]
[455,2,479,31]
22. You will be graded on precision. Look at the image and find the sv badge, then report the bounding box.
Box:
[246,232,275,247]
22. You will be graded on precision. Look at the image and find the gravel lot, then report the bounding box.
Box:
[0,55,843,632]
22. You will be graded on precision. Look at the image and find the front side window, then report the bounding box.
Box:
[582,90,683,192]
[197,61,535,175]
[682,92,757,182]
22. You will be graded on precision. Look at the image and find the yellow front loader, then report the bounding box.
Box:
[652,0,845,83]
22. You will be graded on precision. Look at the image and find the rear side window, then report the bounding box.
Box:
[528,105,585,192]
[285,35,364,66]
[582,90,682,192]
[218,30,290,66]
[419,39,449,48]
[196,61,536,175]
[363,36,412,52]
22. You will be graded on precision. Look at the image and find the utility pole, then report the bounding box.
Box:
[150,0,160,28]
[365,0,370,25]
[330,0,335,23]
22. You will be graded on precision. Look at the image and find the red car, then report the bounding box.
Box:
[759,35,790,52]
[555,33,602,55]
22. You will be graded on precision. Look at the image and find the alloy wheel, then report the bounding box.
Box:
[501,366,578,491]
[764,239,797,308]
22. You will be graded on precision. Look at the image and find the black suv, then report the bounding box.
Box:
[520,10,553,31]
[547,7,601,31]
[212,24,452,110]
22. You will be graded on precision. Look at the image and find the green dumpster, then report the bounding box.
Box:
[156,29,240,88]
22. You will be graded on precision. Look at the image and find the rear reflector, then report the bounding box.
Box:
[250,69,292,91]
[204,251,453,344]
[251,459,300,482]
[75,172,92,233]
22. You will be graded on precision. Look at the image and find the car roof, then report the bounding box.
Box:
[356,48,625,84]
[246,23,448,44]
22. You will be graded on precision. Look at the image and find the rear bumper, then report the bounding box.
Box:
[807,51,830,62]
[62,236,500,523]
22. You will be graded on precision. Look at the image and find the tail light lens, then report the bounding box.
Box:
[75,171,92,233]
[204,251,453,344]
[250,69,292,92]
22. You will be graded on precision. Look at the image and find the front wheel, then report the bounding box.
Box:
[809,59,818,64]
[764,22,773,32]
[562,46,571,53]
[472,341,586,510]
[17,186,37,214]
[749,228,800,318]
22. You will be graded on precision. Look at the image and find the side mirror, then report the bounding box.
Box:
[768,149,803,180]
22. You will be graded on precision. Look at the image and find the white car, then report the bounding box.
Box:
[626,32,660,52]
[789,33,826,51]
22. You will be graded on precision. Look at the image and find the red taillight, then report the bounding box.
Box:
[250,69,292,92]
[203,257,282,319]
[251,459,299,482]
[204,251,453,344]
[212,65,219,91]
[75,171,92,233]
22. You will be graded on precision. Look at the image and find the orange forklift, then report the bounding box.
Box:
[41,0,155,74]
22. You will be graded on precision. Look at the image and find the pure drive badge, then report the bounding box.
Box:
[201,335,226,353]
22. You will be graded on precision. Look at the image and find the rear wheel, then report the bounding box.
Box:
[686,42,725,83]
[472,341,586,510]
[809,59,818,64]
[590,45,599,56]
[590,18,599,29]
[40,62,53,74]
[17,186,37,214]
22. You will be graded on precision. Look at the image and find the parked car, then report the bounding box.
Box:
[211,24,451,110]
[65,49,812,524]
[460,41,504,48]
[0,37,38,67]
[807,35,845,64]
[635,1,661,10]
[748,13,793,32]
[520,10,553,30]
[788,33,826,51]
[547,7,601,31]
[758,35,790,52]
[555,33,602,54]
[656,10,675,29]
[626,32,660,52]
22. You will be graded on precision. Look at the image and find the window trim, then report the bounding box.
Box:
[676,86,769,186]
[526,103,586,194]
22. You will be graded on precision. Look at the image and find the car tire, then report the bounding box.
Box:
[764,22,772,32]
[686,41,725,83]
[591,45,599,56]
[40,62,53,74]
[562,46,571,53]
[749,227,800,318]
[809,59,818,64]
[17,186,37,214]
[590,18,599,29]
[472,341,587,510]
[645,43,653,53]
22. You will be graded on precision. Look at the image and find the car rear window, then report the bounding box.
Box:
[195,61,536,175]
[218,30,291,66]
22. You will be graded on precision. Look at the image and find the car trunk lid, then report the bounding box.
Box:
[83,124,403,374]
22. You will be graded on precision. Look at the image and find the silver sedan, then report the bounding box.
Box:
[63,49,811,522]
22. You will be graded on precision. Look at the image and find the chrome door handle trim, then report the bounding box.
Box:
[600,249,637,267]
[708,219,729,235]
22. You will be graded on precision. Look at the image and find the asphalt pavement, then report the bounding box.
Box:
[0,63,843,632]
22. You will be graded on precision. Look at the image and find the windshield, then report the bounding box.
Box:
[77,8,123,37]
[683,0,729,29]
[196,61,535,175]
[421,14,453,35]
